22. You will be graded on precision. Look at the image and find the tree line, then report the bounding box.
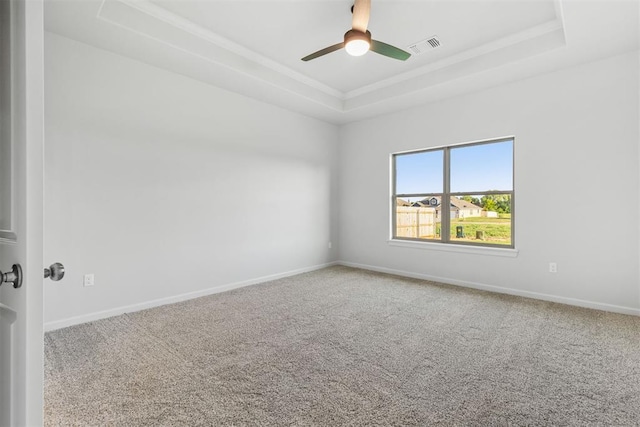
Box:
[460,194,511,214]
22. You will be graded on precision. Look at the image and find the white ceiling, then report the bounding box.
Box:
[45,0,639,124]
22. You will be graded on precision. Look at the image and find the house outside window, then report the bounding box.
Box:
[392,137,514,248]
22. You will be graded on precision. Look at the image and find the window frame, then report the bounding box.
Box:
[391,136,515,249]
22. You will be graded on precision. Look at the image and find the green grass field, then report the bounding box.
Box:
[450,217,511,245]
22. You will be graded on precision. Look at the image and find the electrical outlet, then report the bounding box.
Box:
[328,242,332,249]
[549,263,557,273]
[83,274,95,287]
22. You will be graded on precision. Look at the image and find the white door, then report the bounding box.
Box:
[0,0,45,425]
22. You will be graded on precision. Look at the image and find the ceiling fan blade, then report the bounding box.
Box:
[301,42,345,61]
[351,0,371,32]
[370,40,411,61]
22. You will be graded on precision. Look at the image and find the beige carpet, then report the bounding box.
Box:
[45,266,640,426]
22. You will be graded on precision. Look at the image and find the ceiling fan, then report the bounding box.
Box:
[301,0,411,62]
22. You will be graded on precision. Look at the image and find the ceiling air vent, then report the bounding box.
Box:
[407,36,441,55]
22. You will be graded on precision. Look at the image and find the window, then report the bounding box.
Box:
[392,137,514,248]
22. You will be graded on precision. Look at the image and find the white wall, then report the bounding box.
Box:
[338,50,640,313]
[44,31,640,326]
[44,33,339,327]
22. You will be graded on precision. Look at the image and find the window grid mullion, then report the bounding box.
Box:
[442,148,450,243]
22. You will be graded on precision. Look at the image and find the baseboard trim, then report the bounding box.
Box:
[338,261,640,317]
[45,261,339,331]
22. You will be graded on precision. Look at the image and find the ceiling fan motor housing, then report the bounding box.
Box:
[344,29,372,45]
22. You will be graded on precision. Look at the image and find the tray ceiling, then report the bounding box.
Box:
[45,0,639,124]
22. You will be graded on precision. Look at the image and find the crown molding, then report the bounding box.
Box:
[95,0,566,115]
[344,18,565,100]
[99,0,344,100]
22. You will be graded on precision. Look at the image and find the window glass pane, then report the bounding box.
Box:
[395,150,443,195]
[395,198,440,240]
[449,194,512,246]
[450,140,513,192]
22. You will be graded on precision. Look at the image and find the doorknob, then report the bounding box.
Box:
[44,262,65,281]
[1,264,23,288]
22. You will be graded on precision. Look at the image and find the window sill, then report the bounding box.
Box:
[388,239,519,257]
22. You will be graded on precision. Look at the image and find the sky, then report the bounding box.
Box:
[395,139,513,196]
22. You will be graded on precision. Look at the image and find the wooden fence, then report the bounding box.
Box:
[396,206,436,238]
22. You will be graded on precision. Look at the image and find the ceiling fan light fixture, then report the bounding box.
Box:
[344,30,371,56]
[301,1,411,63]
[345,39,370,56]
